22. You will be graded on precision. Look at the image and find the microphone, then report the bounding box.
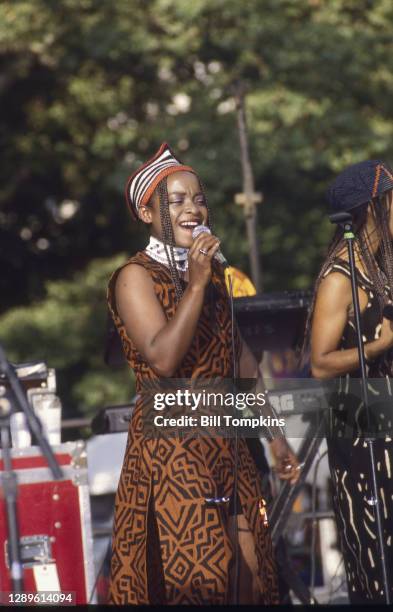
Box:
[191,225,229,268]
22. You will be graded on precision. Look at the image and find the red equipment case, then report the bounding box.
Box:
[0,441,95,604]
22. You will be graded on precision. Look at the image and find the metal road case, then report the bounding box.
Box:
[0,441,96,604]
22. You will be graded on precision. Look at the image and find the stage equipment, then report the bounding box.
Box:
[0,347,63,594]
[233,291,311,354]
[269,418,325,548]
[0,361,62,447]
[328,210,391,604]
[91,401,136,434]
[0,441,95,604]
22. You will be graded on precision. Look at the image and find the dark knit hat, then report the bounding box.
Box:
[327,160,393,213]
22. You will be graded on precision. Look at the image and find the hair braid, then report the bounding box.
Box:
[374,191,393,300]
[157,178,184,303]
[356,228,385,310]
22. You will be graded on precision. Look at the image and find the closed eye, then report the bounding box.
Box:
[168,195,206,206]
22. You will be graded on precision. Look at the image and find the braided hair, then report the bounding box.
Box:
[302,190,393,365]
[155,176,213,304]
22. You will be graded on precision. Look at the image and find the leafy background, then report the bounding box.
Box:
[1,0,392,419]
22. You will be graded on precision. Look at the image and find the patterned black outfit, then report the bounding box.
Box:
[324,259,393,603]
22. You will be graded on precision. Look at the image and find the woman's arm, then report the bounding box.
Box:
[115,233,220,377]
[238,336,300,483]
[311,272,393,379]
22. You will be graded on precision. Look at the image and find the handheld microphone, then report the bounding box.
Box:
[191,225,229,268]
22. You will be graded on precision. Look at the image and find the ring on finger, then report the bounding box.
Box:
[199,248,209,256]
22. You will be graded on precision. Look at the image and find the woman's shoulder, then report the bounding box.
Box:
[107,252,153,306]
[323,257,373,291]
[318,259,352,301]
[322,257,351,280]
[314,271,353,318]
[108,251,170,284]
[319,268,352,293]
[107,251,175,309]
[108,251,148,283]
[114,251,152,276]
[115,257,154,287]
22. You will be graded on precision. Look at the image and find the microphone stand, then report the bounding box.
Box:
[329,212,391,604]
[0,397,24,592]
[0,344,63,592]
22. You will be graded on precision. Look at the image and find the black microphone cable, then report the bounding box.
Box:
[227,272,240,605]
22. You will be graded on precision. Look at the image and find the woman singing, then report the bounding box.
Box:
[309,160,393,603]
[107,143,298,605]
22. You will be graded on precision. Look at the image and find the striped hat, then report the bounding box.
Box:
[125,142,196,220]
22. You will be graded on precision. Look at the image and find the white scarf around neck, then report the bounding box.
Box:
[145,236,189,272]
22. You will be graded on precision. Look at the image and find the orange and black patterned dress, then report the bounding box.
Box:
[107,251,278,605]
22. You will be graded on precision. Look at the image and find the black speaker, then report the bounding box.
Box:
[233,291,311,355]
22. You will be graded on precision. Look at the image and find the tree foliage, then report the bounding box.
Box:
[0,255,133,415]
[1,0,392,415]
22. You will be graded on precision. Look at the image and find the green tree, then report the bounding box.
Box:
[1,0,392,415]
[2,0,392,307]
[0,255,133,417]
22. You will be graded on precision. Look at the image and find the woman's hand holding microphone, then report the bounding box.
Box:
[188,232,221,291]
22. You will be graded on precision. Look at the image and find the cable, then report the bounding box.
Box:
[310,449,328,597]
[228,273,240,605]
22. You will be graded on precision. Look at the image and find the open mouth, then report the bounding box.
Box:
[179,221,200,231]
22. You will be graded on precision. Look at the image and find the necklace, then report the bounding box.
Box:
[145,236,189,273]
